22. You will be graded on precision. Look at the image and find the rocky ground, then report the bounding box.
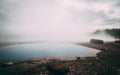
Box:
[0,42,120,75]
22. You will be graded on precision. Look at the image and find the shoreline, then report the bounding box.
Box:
[0,41,120,75]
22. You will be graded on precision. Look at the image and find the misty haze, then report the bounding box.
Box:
[0,0,119,42]
[0,0,120,75]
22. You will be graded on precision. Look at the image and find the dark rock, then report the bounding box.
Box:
[90,39,104,44]
[76,57,80,60]
[47,63,69,75]
[2,61,14,67]
[115,40,120,46]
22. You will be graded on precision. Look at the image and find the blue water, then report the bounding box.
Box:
[0,42,100,61]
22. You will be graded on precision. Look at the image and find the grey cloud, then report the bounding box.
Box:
[105,18,120,24]
[0,0,120,42]
[67,5,109,25]
[0,0,19,25]
[85,0,120,25]
[0,0,20,41]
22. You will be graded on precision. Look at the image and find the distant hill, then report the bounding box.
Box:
[93,29,120,39]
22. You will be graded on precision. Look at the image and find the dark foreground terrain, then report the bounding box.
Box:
[0,42,120,75]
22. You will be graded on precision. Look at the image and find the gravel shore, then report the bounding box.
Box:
[0,42,120,75]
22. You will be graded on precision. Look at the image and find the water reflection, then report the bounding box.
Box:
[0,42,100,61]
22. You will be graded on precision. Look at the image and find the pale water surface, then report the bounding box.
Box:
[0,42,100,61]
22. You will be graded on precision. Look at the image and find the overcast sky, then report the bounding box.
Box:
[0,0,120,42]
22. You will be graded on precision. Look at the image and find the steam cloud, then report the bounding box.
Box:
[0,0,120,42]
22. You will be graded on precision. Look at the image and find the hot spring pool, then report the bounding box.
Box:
[0,42,100,61]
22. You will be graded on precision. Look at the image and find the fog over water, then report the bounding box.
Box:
[0,0,120,42]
